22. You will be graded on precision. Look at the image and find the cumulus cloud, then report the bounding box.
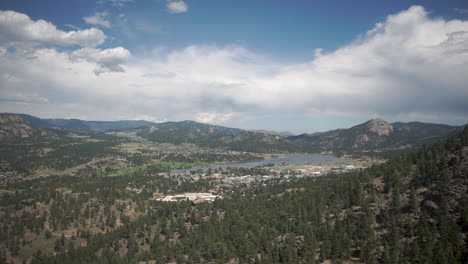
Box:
[1,6,467,126]
[84,12,111,28]
[167,1,188,14]
[71,47,131,74]
[0,10,105,48]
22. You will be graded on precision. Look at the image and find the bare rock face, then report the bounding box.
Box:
[0,114,34,140]
[366,119,394,136]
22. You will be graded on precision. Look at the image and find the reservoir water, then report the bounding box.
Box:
[172,154,353,173]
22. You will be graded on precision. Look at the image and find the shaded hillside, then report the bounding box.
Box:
[0,114,128,174]
[85,120,155,132]
[137,121,298,153]
[15,113,156,132]
[138,120,244,143]
[222,131,298,153]
[289,119,460,156]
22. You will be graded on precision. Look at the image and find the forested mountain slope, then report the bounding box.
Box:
[138,119,461,156]
[137,120,297,153]
[0,114,55,142]
[15,113,156,132]
[0,114,126,174]
[289,118,460,157]
[13,127,467,264]
[1,114,460,157]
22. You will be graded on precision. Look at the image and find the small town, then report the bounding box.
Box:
[121,162,364,204]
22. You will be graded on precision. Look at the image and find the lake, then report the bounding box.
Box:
[171,154,353,173]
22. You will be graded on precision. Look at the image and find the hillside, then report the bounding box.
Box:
[137,120,297,153]
[0,114,128,175]
[289,118,460,156]
[1,114,462,157]
[0,114,54,142]
[138,118,461,156]
[16,113,156,132]
[137,120,244,143]
[0,116,265,176]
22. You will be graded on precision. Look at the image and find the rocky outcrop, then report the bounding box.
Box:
[365,118,394,136]
[0,114,35,140]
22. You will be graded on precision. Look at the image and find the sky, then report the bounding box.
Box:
[0,0,468,133]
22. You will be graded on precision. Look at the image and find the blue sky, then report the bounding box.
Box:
[0,0,468,133]
[3,0,466,59]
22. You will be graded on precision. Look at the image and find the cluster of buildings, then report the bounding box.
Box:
[275,165,359,176]
[133,164,362,205]
[166,164,362,187]
[151,192,221,204]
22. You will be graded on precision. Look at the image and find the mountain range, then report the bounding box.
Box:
[288,118,462,157]
[136,118,462,156]
[0,113,463,157]
[15,113,156,132]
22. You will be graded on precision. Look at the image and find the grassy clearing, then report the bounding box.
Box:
[116,142,148,153]
[106,131,145,141]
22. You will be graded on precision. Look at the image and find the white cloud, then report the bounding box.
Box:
[71,47,131,74]
[167,1,188,14]
[0,10,105,48]
[84,12,111,28]
[194,112,238,124]
[1,6,468,126]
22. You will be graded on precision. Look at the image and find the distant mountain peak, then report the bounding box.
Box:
[364,118,393,136]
